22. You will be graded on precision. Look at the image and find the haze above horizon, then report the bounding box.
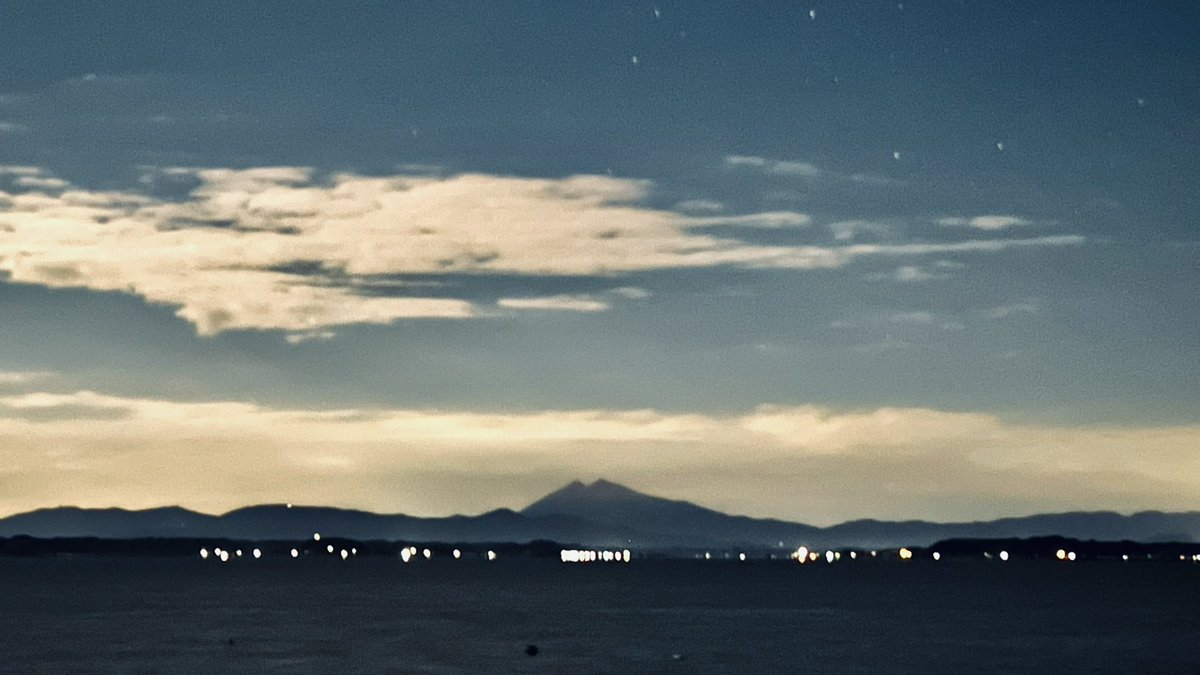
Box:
[0,2,1197,524]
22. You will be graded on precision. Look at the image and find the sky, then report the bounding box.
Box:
[0,1,1197,524]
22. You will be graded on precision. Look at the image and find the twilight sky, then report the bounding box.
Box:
[0,1,1197,523]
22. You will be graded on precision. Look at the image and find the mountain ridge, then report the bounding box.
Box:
[3,479,1197,548]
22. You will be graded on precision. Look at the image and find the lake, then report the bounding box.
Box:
[1,557,1197,672]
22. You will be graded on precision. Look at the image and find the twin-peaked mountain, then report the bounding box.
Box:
[2,479,1197,548]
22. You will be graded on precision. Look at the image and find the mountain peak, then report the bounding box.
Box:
[522,479,651,516]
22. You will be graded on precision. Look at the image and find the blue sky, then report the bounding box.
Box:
[0,1,1196,522]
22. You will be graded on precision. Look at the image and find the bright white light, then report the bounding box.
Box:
[1056,549,1067,560]
[932,552,941,561]
[487,550,497,561]
[400,548,412,563]
[809,552,819,562]
[999,550,1009,562]
[795,546,809,563]
[825,550,835,564]
[220,550,230,562]
[453,549,461,559]
[313,533,321,541]
[850,551,857,560]
[739,553,746,561]
[1067,551,1076,561]
[603,551,614,562]
[1122,554,1129,561]
[326,544,334,554]
[871,550,877,557]
[200,548,209,560]
[423,548,431,559]
[351,548,357,555]
[704,552,711,560]
[834,552,841,561]
[340,549,349,560]
[622,549,631,563]
[235,549,243,558]
[898,548,913,560]
[252,548,262,559]
[286,503,293,509]
[409,546,418,556]
[290,548,299,558]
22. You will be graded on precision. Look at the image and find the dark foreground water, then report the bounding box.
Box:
[1,557,1197,673]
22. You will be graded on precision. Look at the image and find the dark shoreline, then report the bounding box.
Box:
[2,534,1198,562]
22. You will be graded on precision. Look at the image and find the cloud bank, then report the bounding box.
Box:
[1,388,1196,523]
[0,167,1082,336]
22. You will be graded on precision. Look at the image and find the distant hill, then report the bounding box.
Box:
[2,479,1198,550]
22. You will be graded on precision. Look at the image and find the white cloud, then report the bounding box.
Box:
[888,311,936,325]
[1,390,1198,521]
[0,167,1083,335]
[498,295,610,312]
[14,176,69,190]
[609,286,652,300]
[284,330,337,345]
[984,301,1040,319]
[674,199,724,213]
[0,371,53,385]
[938,215,1031,230]
[829,220,891,241]
[868,265,947,283]
[726,155,820,177]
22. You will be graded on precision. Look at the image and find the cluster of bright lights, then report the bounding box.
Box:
[898,547,913,560]
[560,549,631,563]
[201,547,235,562]
[790,546,862,564]
[1055,549,1077,561]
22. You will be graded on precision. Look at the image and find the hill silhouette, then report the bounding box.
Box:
[2,479,1197,549]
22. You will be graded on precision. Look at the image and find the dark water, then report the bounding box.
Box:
[1,557,1197,673]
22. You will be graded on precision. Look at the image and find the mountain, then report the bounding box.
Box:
[2,480,1198,550]
[523,479,820,547]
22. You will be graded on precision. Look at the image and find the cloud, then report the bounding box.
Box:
[674,199,724,213]
[2,389,1197,522]
[726,155,901,186]
[726,155,820,177]
[983,301,1040,319]
[0,121,30,134]
[498,295,610,312]
[829,220,892,241]
[0,371,53,385]
[0,166,1082,335]
[0,166,43,176]
[14,176,69,190]
[868,265,948,283]
[888,311,936,325]
[938,215,1031,230]
[609,286,651,300]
